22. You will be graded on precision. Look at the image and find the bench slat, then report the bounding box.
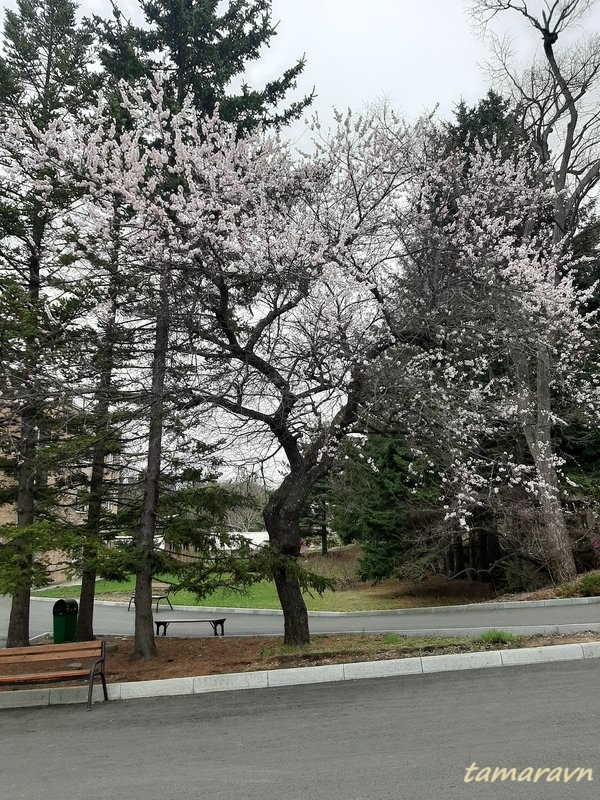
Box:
[0,670,90,684]
[0,649,101,666]
[154,618,225,623]
[0,641,101,658]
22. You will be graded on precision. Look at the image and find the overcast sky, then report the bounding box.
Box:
[2,0,599,138]
[244,0,599,142]
[253,0,493,131]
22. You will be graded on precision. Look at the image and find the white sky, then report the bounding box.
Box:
[2,0,599,136]
[245,0,599,142]
[253,0,493,132]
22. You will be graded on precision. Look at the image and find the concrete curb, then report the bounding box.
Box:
[29,594,600,617]
[2,640,599,711]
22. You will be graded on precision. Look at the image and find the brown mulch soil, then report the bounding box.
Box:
[4,631,599,691]
[101,631,600,681]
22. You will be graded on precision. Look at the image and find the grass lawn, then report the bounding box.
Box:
[33,545,495,611]
[33,575,490,611]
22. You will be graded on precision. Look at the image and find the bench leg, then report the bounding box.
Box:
[210,621,225,636]
[218,621,225,636]
[166,596,174,610]
[87,676,94,711]
[100,670,108,702]
[128,596,134,611]
[155,621,168,636]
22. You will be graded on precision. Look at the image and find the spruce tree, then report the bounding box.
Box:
[97,0,312,132]
[0,0,97,646]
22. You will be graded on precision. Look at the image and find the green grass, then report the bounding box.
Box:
[256,633,476,661]
[475,630,519,645]
[33,577,489,612]
[33,544,496,611]
[33,546,492,612]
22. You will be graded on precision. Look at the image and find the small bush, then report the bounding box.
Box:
[578,572,600,597]
[381,633,401,645]
[476,630,517,645]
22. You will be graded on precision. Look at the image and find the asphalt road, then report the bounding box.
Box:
[1,594,600,644]
[1,660,598,800]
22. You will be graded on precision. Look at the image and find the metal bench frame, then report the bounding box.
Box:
[154,617,226,637]
[128,584,174,612]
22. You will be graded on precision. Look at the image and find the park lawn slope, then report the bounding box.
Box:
[33,576,492,611]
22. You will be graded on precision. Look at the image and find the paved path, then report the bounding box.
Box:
[1,594,600,644]
[2,660,598,799]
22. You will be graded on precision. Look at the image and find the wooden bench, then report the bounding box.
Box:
[128,584,174,612]
[154,617,226,637]
[0,640,108,711]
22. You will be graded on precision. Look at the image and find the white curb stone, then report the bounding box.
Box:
[421,650,503,673]
[119,677,194,700]
[194,671,269,694]
[343,657,422,680]
[581,642,600,658]
[266,664,345,687]
[48,684,121,705]
[0,688,50,709]
[500,644,583,665]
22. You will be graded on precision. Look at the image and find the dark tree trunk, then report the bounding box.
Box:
[453,533,466,577]
[76,290,118,641]
[7,385,38,647]
[8,219,44,648]
[320,524,328,556]
[263,471,311,646]
[134,273,169,660]
[76,562,97,641]
[273,564,310,645]
[76,455,105,641]
[7,582,31,648]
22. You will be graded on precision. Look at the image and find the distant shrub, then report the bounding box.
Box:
[578,573,600,597]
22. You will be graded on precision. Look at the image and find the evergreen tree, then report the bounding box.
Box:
[96,0,312,133]
[445,90,523,156]
[0,0,97,646]
[328,434,439,582]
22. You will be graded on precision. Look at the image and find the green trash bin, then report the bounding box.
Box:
[52,599,68,644]
[64,599,79,642]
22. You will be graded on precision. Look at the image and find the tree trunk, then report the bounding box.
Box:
[320,524,328,556]
[263,473,311,646]
[76,563,97,641]
[513,347,576,583]
[134,272,169,660]
[273,564,310,645]
[7,581,31,648]
[534,347,576,582]
[7,406,37,647]
[76,290,118,641]
[8,215,45,648]
[453,533,466,577]
[534,439,576,582]
[76,455,105,640]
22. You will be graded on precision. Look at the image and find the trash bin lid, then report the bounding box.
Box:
[53,599,68,615]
